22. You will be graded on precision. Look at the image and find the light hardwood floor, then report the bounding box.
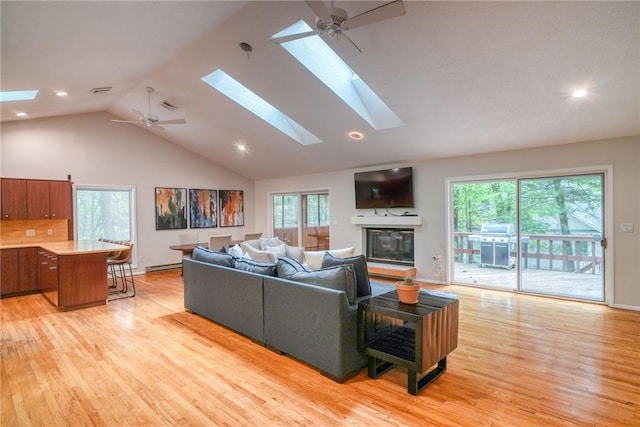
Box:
[1,271,638,426]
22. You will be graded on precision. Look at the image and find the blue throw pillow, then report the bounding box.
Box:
[277,260,357,305]
[234,258,277,276]
[321,252,371,297]
[276,257,309,277]
[192,245,235,268]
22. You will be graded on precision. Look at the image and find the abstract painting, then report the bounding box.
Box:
[155,187,187,230]
[189,189,217,228]
[219,190,244,227]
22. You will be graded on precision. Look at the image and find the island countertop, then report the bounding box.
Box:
[1,240,128,254]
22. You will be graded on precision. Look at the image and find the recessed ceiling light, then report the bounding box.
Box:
[348,131,364,140]
[15,112,27,117]
[572,89,587,98]
[237,144,246,151]
[55,91,68,97]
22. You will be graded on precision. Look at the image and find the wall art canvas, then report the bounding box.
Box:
[189,189,217,228]
[155,187,187,230]
[219,190,244,227]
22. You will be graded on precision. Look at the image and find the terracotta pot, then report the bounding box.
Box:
[395,281,420,304]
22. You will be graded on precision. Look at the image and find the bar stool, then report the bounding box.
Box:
[100,238,122,289]
[107,242,135,301]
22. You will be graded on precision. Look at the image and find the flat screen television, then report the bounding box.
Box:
[354,167,414,209]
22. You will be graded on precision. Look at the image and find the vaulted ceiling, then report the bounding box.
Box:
[2,1,639,180]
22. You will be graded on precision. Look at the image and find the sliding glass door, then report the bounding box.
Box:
[272,192,330,250]
[450,171,606,302]
[519,174,604,301]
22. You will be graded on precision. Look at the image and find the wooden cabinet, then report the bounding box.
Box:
[1,249,20,295]
[1,178,72,221]
[1,178,27,219]
[27,180,72,220]
[1,247,40,297]
[39,249,107,310]
[49,180,72,219]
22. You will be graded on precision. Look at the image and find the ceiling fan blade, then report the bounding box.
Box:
[305,0,332,24]
[337,33,362,57]
[271,30,318,44]
[154,119,187,125]
[110,119,143,124]
[341,0,405,30]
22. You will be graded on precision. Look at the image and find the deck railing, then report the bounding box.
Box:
[273,226,330,251]
[454,232,603,274]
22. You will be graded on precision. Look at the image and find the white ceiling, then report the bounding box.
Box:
[2,1,639,180]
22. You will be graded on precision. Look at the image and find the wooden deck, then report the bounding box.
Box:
[454,262,604,301]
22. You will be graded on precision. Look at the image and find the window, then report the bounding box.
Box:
[272,191,330,250]
[305,193,329,227]
[75,185,135,243]
[201,69,321,145]
[272,20,403,130]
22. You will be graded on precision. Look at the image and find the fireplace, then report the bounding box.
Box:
[366,228,414,266]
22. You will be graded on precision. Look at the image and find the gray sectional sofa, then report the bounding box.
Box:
[183,249,394,382]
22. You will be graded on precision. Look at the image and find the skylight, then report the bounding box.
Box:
[272,20,403,131]
[0,90,38,102]
[202,69,321,146]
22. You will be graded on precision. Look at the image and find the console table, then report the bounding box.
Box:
[358,290,459,395]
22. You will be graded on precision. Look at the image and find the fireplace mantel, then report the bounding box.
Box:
[350,215,423,227]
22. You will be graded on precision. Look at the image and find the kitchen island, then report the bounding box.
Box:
[2,240,128,310]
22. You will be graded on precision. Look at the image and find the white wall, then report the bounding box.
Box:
[1,111,254,270]
[255,136,640,309]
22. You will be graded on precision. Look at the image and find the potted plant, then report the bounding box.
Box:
[395,276,420,304]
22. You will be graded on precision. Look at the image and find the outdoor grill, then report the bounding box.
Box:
[479,223,518,269]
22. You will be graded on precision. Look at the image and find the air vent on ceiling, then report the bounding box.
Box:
[160,100,178,111]
[90,87,112,94]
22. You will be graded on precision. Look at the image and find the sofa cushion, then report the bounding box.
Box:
[266,243,286,260]
[285,245,305,263]
[304,247,356,270]
[276,260,357,304]
[276,257,309,277]
[241,241,276,263]
[234,258,277,276]
[192,245,235,268]
[322,252,371,297]
[260,237,282,250]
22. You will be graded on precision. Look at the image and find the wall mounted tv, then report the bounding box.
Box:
[354,167,414,209]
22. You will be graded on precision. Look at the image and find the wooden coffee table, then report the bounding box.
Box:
[358,290,459,395]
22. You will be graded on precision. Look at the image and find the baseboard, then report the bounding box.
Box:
[612,303,640,311]
[145,263,182,273]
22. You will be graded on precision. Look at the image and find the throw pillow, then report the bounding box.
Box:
[228,244,244,258]
[265,243,286,260]
[321,252,371,297]
[285,245,305,263]
[234,258,277,276]
[276,257,309,277]
[303,250,326,270]
[304,247,356,270]
[259,237,282,250]
[276,261,357,305]
[192,245,235,268]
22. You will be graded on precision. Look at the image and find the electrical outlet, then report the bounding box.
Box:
[621,223,634,233]
[48,229,53,235]
[26,229,35,237]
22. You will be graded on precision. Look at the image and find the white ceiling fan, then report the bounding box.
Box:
[111,86,186,130]
[271,0,405,54]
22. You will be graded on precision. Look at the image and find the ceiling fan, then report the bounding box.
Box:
[111,86,186,130]
[271,0,405,54]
